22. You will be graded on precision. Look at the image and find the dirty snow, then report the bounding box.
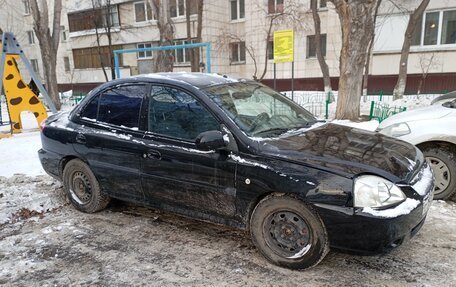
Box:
[412,163,435,196]
[361,198,421,218]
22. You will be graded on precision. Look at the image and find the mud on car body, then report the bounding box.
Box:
[39,73,434,269]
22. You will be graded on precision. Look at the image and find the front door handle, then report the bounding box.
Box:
[143,150,161,160]
[75,133,86,144]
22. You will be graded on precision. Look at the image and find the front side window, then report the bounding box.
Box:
[80,85,146,129]
[148,86,219,140]
[204,83,316,137]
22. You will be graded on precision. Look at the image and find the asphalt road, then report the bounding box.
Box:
[1,176,455,287]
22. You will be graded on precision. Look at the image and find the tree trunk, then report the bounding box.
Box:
[362,1,380,102]
[393,0,430,100]
[331,0,380,120]
[30,0,62,111]
[152,0,174,72]
[311,0,332,94]
[258,18,275,81]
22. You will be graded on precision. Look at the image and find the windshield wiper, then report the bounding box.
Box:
[253,127,290,137]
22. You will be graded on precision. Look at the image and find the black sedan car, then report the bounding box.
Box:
[39,73,434,269]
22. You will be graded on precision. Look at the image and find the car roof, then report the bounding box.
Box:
[101,72,246,90]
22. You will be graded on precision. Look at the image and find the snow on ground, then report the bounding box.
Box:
[0,131,44,177]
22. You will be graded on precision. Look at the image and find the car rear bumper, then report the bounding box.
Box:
[38,148,62,180]
[316,164,434,254]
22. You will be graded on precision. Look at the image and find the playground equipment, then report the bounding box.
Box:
[113,42,212,79]
[0,32,56,135]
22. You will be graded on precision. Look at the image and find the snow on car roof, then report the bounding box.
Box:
[133,72,243,88]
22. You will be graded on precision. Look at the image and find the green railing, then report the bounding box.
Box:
[284,91,332,119]
[369,101,407,123]
[71,93,86,105]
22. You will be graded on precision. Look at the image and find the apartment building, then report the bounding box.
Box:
[1,0,456,93]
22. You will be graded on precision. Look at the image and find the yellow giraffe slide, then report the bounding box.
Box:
[2,55,47,133]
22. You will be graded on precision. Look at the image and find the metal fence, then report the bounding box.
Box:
[283,91,333,119]
[369,101,407,123]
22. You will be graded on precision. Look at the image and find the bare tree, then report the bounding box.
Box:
[91,0,117,81]
[330,0,381,120]
[393,0,430,100]
[30,0,62,110]
[310,0,331,94]
[150,0,174,72]
[185,0,204,72]
[416,53,439,95]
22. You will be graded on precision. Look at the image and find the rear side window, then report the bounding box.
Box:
[80,84,147,129]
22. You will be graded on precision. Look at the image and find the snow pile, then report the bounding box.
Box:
[0,131,45,177]
[0,175,66,225]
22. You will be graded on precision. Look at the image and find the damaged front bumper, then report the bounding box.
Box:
[316,162,434,254]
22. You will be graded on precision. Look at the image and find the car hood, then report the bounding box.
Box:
[378,105,455,128]
[259,123,423,183]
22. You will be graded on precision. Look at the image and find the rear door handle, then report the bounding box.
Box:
[75,133,86,144]
[143,150,161,160]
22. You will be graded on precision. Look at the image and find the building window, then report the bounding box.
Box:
[230,42,246,64]
[268,0,284,14]
[30,59,39,73]
[170,0,185,17]
[173,39,197,64]
[134,1,154,22]
[23,0,30,14]
[320,0,327,8]
[27,30,35,44]
[137,43,153,59]
[413,9,456,46]
[61,26,68,41]
[267,40,274,60]
[307,34,327,58]
[230,0,245,21]
[68,5,120,32]
[170,0,197,18]
[72,45,123,69]
[64,57,71,72]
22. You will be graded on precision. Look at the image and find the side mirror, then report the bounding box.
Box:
[195,130,226,151]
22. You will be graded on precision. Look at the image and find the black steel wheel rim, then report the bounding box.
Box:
[70,171,92,204]
[263,210,312,258]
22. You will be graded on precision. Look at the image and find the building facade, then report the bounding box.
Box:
[1,0,456,93]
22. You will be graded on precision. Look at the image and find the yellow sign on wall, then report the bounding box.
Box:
[273,29,294,63]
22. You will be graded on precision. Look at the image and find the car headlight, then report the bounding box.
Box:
[379,122,411,137]
[354,175,406,208]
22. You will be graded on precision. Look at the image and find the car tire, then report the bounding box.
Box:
[420,144,456,200]
[62,159,110,213]
[250,194,329,269]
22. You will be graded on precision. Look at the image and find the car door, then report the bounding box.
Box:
[73,83,148,202]
[139,84,237,217]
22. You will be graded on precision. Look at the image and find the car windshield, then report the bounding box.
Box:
[204,82,316,137]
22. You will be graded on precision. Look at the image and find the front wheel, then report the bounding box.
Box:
[62,159,110,213]
[420,144,456,200]
[250,194,329,269]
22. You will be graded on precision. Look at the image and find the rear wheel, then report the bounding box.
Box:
[420,144,456,200]
[250,194,329,269]
[63,159,110,213]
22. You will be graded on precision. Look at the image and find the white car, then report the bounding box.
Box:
[377,97,456,200]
